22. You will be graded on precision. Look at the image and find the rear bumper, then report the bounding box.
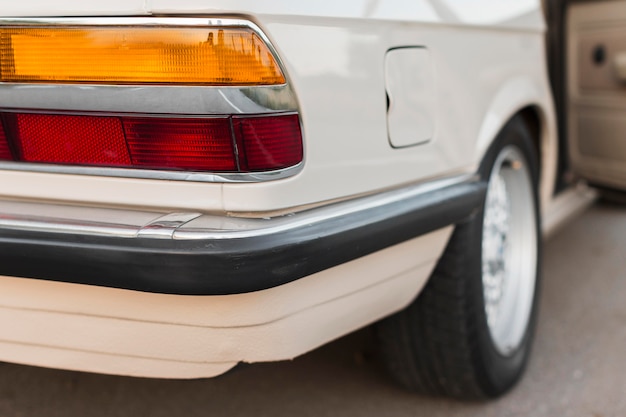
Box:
[0,226,454,378]
[0,174,483,378]
[0,174,485,295]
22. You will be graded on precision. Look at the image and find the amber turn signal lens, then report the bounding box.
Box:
[0,26,286,85]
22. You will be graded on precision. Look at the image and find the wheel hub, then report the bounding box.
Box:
[481,146,537,356]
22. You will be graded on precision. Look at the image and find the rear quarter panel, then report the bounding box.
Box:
[0,0,556,214]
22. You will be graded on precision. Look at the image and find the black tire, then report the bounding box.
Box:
[376,115,541,399]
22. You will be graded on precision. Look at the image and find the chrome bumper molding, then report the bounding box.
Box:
[0,174,485,294]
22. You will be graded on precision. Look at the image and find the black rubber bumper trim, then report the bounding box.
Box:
[0,180,486,295]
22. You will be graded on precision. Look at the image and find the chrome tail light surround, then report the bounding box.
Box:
[0,17,303,183]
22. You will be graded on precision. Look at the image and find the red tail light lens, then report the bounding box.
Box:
[0,112,302,173]
[8,113,130,166]
[123,117,235,171]
[0,123,12,160]
[234,114,303,171]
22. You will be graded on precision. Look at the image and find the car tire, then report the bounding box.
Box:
[376,115,541,399]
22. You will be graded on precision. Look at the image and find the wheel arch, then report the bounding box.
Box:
[474,77,558,217]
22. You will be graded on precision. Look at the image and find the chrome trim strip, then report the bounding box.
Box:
[0,17,303,183]
[0,161,303,183]
[0,217,140,238]
[0,174,475,240]
[137,212,203,239]
[175,174,477,240]
[0,212,145,238]
[0,85,299,115]
[0,17,266,27]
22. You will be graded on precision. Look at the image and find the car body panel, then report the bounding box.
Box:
[0,0,149,17]
[0,1,553,215]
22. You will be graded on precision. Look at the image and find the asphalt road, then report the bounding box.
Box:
[0,203,625,417]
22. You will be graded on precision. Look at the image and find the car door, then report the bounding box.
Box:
[567,0,626,191]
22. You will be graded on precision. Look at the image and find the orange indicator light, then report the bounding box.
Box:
[0,26,286,85]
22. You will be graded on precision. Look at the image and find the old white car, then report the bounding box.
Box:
[0,0,622,399]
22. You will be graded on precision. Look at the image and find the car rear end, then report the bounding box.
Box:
[0,1,546,383]
[0,5,473,378]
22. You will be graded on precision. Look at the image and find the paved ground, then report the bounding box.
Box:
[0,203,625,417]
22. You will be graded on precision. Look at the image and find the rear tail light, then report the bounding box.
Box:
[7,113,130,166]
[0,20,302,177]
[0,112,302,173]
[123,117,236,171]
[233,115,303,171]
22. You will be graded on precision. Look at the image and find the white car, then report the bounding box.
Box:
[0,0,622,399]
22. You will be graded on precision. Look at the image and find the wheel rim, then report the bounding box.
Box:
[481,145,537,356]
